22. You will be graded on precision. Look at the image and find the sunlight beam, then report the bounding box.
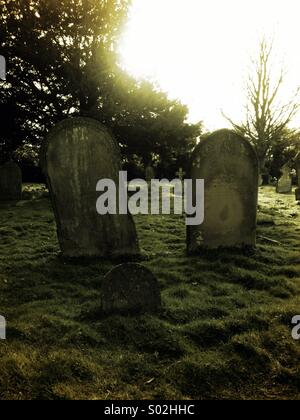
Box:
[119,0,300,130]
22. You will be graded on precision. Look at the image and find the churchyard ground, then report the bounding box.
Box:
[0,186,299,400]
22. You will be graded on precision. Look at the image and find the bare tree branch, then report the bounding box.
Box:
[224,38,300,171]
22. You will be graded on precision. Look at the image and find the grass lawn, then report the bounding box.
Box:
[0,186,299,400]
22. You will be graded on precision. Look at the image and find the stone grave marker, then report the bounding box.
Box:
[41,117,140,258]
[145,165,155,183]
[276,163,292,194]
[0,161,22,202]
[295,153,300,201]
[187,129,259,252]
[101,263,161,315]
[0,55,6,81]
[176,167,186,182]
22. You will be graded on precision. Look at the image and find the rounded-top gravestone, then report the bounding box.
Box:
[0,161,22,202]
[187,129,259,252]
[101,263,161,315]
[41,117,140,258]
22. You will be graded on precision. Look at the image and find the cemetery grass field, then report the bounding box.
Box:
[0,186,300,400]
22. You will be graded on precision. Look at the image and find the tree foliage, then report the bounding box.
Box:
[269,128,300,178]
[0,0,201,171]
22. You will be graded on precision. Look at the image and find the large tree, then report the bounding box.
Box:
[226,39,300,172]
[0,0,201,170]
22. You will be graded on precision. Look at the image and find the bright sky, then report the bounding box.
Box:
[119,0,300,130]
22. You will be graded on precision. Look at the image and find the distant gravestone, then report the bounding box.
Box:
[145,165,155,183]
[295,154,300,201]
[41,117,140,258]
[101,263,161,314]
[0,55,6,81]
[277,163,292,194]
[0,161,22,202]
[176,167,186,182]
[187,129,259,252]
[0,315,6,340]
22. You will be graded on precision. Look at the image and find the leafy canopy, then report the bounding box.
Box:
[0,0,201,170]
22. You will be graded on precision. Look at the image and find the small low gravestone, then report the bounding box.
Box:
[187,129,259,252]
[277,163,292,194]
[41,117,140,258]
[101,263,161,314]
[0,161,22,202]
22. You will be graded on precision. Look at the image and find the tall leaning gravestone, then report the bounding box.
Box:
[41,117,140,258]
[187,129,259,253]
[0,161,22,202]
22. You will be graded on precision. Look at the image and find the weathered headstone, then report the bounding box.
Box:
[0,315,6,340]
[187,129,259,252]
[262,170,271,186]
[295,153,300,201]
[176,167,186,182]
[145,165,155,183]
[101,263,161,314]
[0,161,22,202]
[41,117,140,258]
[0,55,6,81]
[276,163,292,194]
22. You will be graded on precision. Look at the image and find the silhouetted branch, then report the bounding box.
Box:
[224,38,300,170]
